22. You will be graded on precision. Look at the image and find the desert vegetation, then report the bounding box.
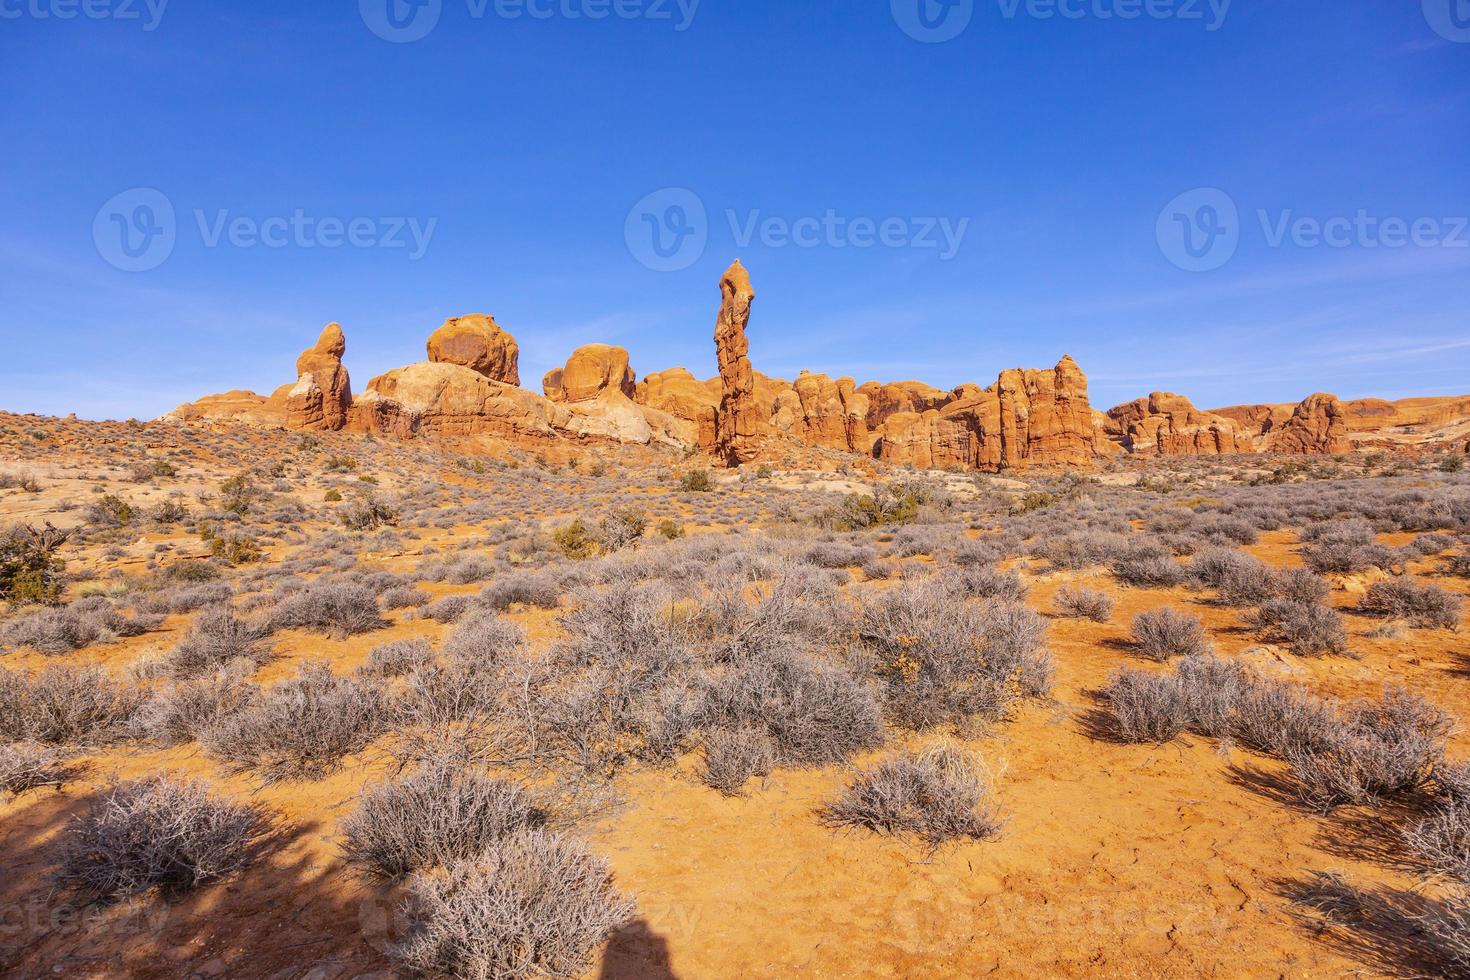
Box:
[0,412,1467,976]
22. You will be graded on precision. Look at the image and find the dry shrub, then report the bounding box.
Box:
[1053,584,1114,622]
[443,612,526,665]
[59,776,266,898]
[0,664,143,745]
[1130,608,1211,661]
[1404,801,1470,884]
[166,604,272,678]
[394,831,634,980]
[341,762,544,880]
[699,647,884,767]
[857,578,1051,730]
[358,637,436,678]
[822,744,1002,846]
[0,742,76,795]
[700,727,777,796]
[1361,577,1462,630]
[1248,598,1348,656]
[269,583,386,637]
[1284,690,1452,812]
[202,663,387,781]
[133,665,259,746]
[1103,669,1188,743]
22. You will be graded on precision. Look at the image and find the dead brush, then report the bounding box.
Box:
[700,727,777,796]
[1053,584,1114,622]
[0,742,78,795]
[822,744,1003,847]
[394,830,634,980]
[201,662,387,781]
[58,775,268,899]
[341,761,545,880]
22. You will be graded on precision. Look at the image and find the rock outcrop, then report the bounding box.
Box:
[543,344,636,403]
[713,260,763,465]
[774,372,871,455]
[1267,393,1353,454]
[634,369,721,449]
[426,314,520,385]
[1104,392,1255,456]
[164,258,1470,468]
[875,356,1097,472]
[286,323,352,431]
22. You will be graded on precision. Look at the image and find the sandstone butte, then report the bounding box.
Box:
[163,261,1470,470]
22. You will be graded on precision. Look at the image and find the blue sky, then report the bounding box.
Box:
[1,0,1467,420]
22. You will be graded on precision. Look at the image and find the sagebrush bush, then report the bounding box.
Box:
[0,664,143,745]
[1361,577,1462,629]
[202,663,387,781]
[1404,800,1470,884]
[1053,585,1114,622]
[0,742,74,795]
[1104,669,1188,743]
[341,763,544,880]
[269,583,386,637]
[700,647,885,767]
[1252,597,1349,656]
[59,776,265,898]
[395,831,634,980]
[444,612,526,665]
[857,579,1051,729]
[822,744,1002,846]
[167,604,272,678]
[700,727,777,796]
[1130,608,1211,661]
[1284,689,1452,812]
[133,665,258,746]
[358,638,436,678]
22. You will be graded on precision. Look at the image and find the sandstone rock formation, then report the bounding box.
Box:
[634,369,720,448]
[543,344,636,403]
[875,356,1097,472]
[352,362,557,443]
[286,323,352,431]
[163,258,1470,469]
[426,314,520,385]
[1104,392,1255,456]
[163,389,290,427]
[774,371,871,455]
[1267,392,1352,454]
[714,260,763,465]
